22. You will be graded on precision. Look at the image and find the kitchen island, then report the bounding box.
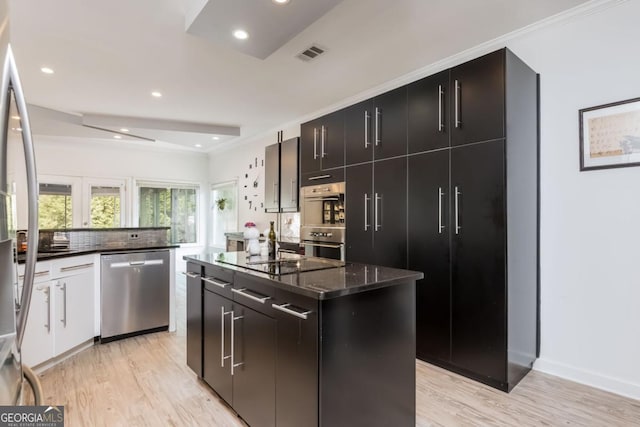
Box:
[184,252,423,427]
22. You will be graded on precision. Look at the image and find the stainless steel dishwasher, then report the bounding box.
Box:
[100,250,170,342]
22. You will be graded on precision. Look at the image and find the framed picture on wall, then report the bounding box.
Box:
[579,96,640,171]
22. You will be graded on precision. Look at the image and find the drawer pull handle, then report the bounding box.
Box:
[203,277,230,288]
[19,270,50,280]
[272,303,312,320]
[308,174,331,181]
[60,263,94,272]
[231,288,271,304]
[183,272,200,279]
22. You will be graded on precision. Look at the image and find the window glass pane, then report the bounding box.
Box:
[138,185,197,244]
[39,183,72,229]
[90,186,121,228]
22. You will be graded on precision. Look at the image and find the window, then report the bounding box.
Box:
[38,183,73,229]
[211,180,238,248]
[138,182,198,244]
[90,186,121,228]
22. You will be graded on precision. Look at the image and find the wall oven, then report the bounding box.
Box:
[301,182,345,261]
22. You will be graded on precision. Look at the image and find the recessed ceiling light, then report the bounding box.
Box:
[151,91,162,98]
[233,29,249,40]
[212,136,220,140]
[273,0,290,4]
[195,144,202,148]
[11,115,20,120]
[40,67,54,74]
[120,128,130,132]
[16,127,22,132]
[113,135,122,139]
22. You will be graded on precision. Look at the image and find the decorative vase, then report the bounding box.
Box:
[243,224,261,256]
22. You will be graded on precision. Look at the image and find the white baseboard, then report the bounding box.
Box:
[534,358,640,400]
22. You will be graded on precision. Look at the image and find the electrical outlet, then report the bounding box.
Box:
[129,233,139,240]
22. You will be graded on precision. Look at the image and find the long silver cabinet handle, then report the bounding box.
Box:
[313,128,318,159]
[273,182,279,204]
[438,187,445,234]
[231,288,271,304]
[221,306,231,368]
[203,277,230,289]
[60,262,94,272]
[364,110,370,148]
[57,282,67,327]
[455,186,461,235]
[230,310,244,376]
[374,193,382,231]
[364,193,371,231]
[375,107,381,146]
[183,272,200,279]
[42,285,50,333]
[19,271,50,280]
[291,180,296,203]
[454,79,461,128]
[272,303,312,320]
[438,85,444,132]
[321,125,326,158]
[308,174,331,181]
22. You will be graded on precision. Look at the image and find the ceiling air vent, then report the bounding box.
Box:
[297,45,326,62]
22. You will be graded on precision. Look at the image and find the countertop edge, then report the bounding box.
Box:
[18,245,180,263]
[183,255,423,300]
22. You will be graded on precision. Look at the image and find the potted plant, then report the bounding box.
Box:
[215,197,227,211]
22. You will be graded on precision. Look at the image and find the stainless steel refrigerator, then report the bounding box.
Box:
[0,44,40,405]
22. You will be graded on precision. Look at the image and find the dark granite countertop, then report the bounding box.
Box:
[18,244,179,264]
[183,251,423,300]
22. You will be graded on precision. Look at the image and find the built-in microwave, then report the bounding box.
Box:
[300,182,345,261]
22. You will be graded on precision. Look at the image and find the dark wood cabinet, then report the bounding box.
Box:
[408,150,451,362]
[300,168,344,187]
[409,49,538,392]
[300,111,344,175]
[203,289,233,403]
[450,140,506,381]
[345,163,373,264]
[202,274,276,427]
[265,137,300,212]
[274,290,318,427]
[186,263,203,377]
[345,158,407,269]
[345,99,374,165]
[373,86,407,160]
[450,49,505,147]
[408,70,450,153]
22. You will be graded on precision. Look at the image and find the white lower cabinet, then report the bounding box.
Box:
[20,255,96,368]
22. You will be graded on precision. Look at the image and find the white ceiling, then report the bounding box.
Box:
[7,0,591,152]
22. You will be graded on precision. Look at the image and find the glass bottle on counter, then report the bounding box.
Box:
[268,221,276,259]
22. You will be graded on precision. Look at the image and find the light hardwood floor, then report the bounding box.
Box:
[24,276,640,426]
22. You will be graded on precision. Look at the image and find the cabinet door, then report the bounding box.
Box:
[300,119,322,174]
[54,270,95,355]
[203,290,233,404]
[373,86,407,160]
[450,140,506,381]
[232,303,276,427]
[274,291,318,427]
[319,110,345,170]
[264,143,280,213]
[450,49,505,146]
[345,99,375,165]
[186,264,203,376]
[373,157,407,269]
[408,150,451,362]
[280,137,299,212]
[408,70,450,154]
[345,163,373,263]
[21,282,54,367]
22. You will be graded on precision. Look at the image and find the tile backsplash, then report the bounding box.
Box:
[28,228,171,251]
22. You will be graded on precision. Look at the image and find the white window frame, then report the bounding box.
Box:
[37,174,83,228]
[82,177,127,228]
[133,179,202,247]
[210,179,239,249]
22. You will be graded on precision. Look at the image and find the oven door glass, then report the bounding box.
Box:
[302,194,345,227]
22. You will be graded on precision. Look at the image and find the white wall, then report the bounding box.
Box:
[506,1,640,399]
[208,125,299,237]
[206,1,640,399]
[29,136,210,270]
